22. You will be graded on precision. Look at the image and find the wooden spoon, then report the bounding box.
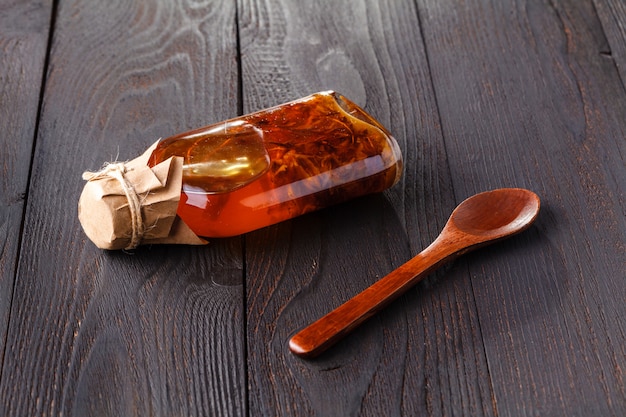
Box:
[289,188,540,358]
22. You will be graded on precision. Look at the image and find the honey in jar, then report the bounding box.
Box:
[147,91,403,238]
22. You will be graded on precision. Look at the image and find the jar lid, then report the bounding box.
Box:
[78,141,207,250]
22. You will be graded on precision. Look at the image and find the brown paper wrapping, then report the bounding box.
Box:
[78,141,207,250]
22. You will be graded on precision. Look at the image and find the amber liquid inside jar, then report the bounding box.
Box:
[148,91,403,237]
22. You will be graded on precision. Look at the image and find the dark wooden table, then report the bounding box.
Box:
[2,0,625,415]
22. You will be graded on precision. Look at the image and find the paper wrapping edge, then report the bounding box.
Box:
[78,141,207,250]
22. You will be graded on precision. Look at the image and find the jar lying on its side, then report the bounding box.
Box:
[78,91,403,249]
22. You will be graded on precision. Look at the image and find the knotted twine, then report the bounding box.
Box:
[82,163,144,250]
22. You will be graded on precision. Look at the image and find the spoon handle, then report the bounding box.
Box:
[289,237,460,358]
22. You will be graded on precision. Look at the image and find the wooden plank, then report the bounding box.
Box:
[0,0,246,415]
[240,0,496,415]
[594,0,626,85]
[0,0,52,366]
[418,0,626,414]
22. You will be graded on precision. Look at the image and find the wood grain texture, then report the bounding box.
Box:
[418,0,626,414]
[0,0,245,415]
[0,0,52,367]
[594,0,626,85]
[240,0,495,415]
[1,0,625,415]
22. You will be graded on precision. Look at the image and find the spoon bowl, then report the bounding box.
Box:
[289,188,540,358]
[449,188,540,240]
